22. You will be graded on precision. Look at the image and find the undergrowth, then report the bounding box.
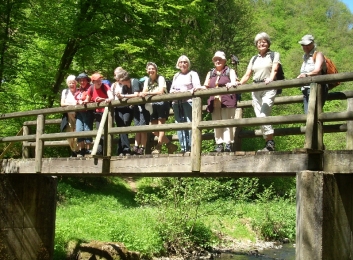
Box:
[54,176,296,259]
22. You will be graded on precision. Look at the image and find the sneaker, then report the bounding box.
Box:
[152,144,162,154]
[70,151,78,157]
[166,142,178,154]
[259,140,275,152]
[214,144,224,152]
[224,144,232,152]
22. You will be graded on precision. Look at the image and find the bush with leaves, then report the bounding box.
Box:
[136,178,221,256]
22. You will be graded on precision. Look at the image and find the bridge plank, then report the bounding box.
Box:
[2,151,351,176]
[1,152,312,177]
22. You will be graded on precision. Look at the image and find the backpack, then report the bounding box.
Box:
[252,51,284,94]
[313,51,340,90]
[209,67,242,101]
[165,79,172,93]
[88,84,109,98]
[138,77,147,92]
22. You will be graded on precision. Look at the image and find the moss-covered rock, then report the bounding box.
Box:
[66,240,141,260]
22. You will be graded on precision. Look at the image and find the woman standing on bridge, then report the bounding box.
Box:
[237,32,280,152]
[61,75,79,157]
[202,51,238,153]
[296,35,328,114]
[84,73,114,155]
[115,71,141,155]
[169,55,202,154]
[75,73,94,157]
[139,62,177,154]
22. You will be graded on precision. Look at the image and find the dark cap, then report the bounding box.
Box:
[76,73,91,82]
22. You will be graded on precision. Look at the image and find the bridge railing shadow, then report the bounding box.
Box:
[1,72,353,172]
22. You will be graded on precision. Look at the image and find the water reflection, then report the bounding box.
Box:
[218,244,295,260]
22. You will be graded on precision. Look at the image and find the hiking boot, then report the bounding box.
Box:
[133,146,139,155]
[79,148,87,157]
[137,147,145,155]
[152,144,162,154]
[184,150,191,156]
[214,144,224,152]
[97,144,103,155]
[259,140,275,152]
[166,142,177,154]
[224,143,232,152]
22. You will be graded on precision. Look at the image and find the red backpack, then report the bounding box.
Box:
[313,51,340,90]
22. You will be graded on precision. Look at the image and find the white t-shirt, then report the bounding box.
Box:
[61,89,77,116]
[61,89,77,105]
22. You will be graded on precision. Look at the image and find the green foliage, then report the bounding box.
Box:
[108,211,165,257]
[251,198,296,241]
[136,178,221,255]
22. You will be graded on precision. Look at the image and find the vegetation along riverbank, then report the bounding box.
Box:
[54,176,296,259]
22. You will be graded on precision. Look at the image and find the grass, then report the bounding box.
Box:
[54,177,296,259]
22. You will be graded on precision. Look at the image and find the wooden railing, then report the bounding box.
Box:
[1,72,353,172]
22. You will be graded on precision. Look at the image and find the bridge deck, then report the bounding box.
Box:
[1,150,352,177]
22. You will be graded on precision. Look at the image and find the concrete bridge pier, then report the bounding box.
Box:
[296,171,353,259]
[0,175,57,260]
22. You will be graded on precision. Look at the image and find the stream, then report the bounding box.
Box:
[218,243,295,260]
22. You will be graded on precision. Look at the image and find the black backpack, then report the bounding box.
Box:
[252,51,284,94]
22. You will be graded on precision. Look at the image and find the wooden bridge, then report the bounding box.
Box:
[1,73,353,259]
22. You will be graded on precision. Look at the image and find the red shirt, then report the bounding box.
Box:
[90,84,110,112]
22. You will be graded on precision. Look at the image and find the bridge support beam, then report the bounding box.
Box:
[296,171,353,259]
[0,175,57,260]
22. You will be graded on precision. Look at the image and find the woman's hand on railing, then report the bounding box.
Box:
[116,93,125,99]
[191,86,207,94]
[264,78,273,85]
[226,82,239,89]
[139,92,153,98]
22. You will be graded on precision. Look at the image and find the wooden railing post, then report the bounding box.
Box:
[107,107,114,157]
[233,108,243,152]
[22,126,30,158]
[346,97,353,149]
[317,84,324,150]
[35,114,45,173]
[304,83,318,149]
[191,97,202,172]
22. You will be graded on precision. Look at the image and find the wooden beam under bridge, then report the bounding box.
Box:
[3,150,351,177]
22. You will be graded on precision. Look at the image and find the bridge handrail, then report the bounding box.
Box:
[1,72,353,172]
[0,73,352,120]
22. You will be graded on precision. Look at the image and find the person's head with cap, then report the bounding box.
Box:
[91,73,103,87]
[298,34,315,45]
[298,34,315,54]
[76,72,91,87]
[212,51,227,71]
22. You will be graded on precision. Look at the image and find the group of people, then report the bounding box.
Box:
[61,32,327,156]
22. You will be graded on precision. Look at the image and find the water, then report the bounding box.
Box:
[218,243,295,260]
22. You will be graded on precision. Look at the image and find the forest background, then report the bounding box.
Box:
[0,0,353,258]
